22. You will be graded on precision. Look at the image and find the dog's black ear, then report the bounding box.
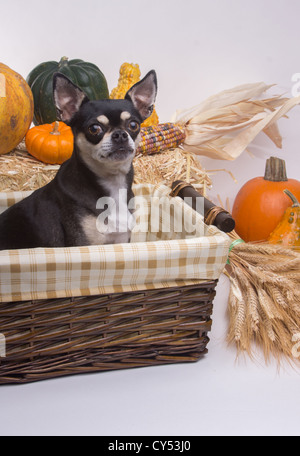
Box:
[125,70,157,121]
[53,73,89,124]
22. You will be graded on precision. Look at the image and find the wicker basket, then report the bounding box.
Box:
[0,184,229,384]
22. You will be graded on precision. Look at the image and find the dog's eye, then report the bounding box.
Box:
[88,124,103,136]
[128,121,139,132]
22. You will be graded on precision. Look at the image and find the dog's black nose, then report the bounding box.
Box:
[112,130,128,144]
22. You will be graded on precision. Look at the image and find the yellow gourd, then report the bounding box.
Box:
[110,63,141,99]
[268,189,300,247]
[110,62,159,127]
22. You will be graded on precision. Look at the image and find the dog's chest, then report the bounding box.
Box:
[80,176,134,245]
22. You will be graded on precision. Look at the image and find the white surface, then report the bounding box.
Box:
[1,277,300,437]
[1,0,300,437]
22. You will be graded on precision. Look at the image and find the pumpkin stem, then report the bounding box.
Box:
[284,189,300,207]
[264,156,288,182]
[51,121,61,136]
[58,57,69,68]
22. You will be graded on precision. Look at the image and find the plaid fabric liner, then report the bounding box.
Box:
[0,184,230,303]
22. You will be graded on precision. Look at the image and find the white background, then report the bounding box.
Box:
[1,0,300,437]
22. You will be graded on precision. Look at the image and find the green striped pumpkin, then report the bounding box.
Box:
[27,57,109,125]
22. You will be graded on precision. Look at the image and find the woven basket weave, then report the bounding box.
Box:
[0,184,229,384]
[0,282,216,384]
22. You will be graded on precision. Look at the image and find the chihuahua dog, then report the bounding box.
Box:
[0,70,157,250]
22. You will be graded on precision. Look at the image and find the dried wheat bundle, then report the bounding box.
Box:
[226,229,300,365]
[172,82,300,160]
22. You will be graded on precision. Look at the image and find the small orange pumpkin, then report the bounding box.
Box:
[25,121,74,165]
[232,157,300,242]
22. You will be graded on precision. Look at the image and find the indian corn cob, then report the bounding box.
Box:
[110,62,159,127]
[137,123,186,155]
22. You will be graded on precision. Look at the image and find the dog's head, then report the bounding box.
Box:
[53,70,157,175]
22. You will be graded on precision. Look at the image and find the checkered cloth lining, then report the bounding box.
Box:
[0,184,230,302]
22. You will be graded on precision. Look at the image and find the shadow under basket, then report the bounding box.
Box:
[0,184,229,384]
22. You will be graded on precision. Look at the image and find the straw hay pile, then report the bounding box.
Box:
[2,80,299,194]
[0,142,59,192]
[0,141,212,194]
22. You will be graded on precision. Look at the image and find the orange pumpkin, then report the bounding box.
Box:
[232,157,300,242]
[25,121,74,165]
[0,63,34,155]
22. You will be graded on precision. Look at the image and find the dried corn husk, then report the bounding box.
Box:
[226,228,300,365]
[172,82,300,160]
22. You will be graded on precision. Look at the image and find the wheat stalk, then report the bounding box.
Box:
[226,229,300,365]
